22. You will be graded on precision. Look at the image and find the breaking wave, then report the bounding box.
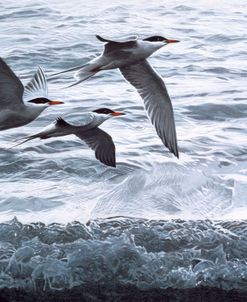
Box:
[0,217,247,292]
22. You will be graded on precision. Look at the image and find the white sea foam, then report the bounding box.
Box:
[0,217,247,291]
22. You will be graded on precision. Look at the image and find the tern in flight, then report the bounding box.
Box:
[14,108,125,167]
[0,58,63,131]
[51,35,180,158]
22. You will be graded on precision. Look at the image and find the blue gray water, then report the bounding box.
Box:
[0,0,246,292]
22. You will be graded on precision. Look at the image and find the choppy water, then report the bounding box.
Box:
[0,0,246,293]
[1,217,247,292]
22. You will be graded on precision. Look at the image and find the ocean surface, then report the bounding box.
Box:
[0,0,246,296]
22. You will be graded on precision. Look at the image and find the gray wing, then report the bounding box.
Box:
[0,57,24,109]
[120,59,179,158]
[76,127,116,167]
[24,66,48,101]
[96,34,138,43]
[96,35,138,56]
[63,112,95,127]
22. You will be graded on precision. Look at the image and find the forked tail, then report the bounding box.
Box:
[49,57,104,87]
[48,63,89,78]
[8,134,41,150]
[64,70,97,88]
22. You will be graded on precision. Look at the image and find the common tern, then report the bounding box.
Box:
[51,35,180,158]
[0,58,63,131]
[14,108,125,167]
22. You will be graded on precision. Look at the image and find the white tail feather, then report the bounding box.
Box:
[48,63,89,78]
[8,135,38,150]
[49,56,104,82]
[63,72,97,88]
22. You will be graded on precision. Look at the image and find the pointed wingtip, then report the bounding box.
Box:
[37,65,44,72]
[172,148,179,159]
[165,143,179,159]
[165,142,179,159]
[95,35,106,42]
[102,160,116,168]
[36,66,46,80]
[109,163,116,168]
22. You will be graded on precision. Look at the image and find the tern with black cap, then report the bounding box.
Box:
[13,108,125,167]
[51,34,180,158]
[0,58,63,131]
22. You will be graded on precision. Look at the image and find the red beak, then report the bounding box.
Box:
[111,111,125,116]
[166,39,180,44]
[48,100,64,105]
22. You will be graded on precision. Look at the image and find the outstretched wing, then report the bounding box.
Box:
[76,127,116,167]
[96,35,138,56]
[0,57,24,109]
[24,66,48,101]
[120,59,179,158]
[96,34,138,43]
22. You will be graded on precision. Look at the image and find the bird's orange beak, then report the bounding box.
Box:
[111,111,125,116]
[166,39,180,44]
[48,100,64,105]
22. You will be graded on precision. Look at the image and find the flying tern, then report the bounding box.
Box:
[0,57,63,131]
[51,35,180,158]
[14,108,125,167]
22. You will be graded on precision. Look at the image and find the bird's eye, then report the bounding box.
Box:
[28,98,49,104]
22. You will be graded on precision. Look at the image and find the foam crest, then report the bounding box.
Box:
[0,217,246,292]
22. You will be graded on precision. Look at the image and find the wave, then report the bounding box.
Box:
[0,216,246,293]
